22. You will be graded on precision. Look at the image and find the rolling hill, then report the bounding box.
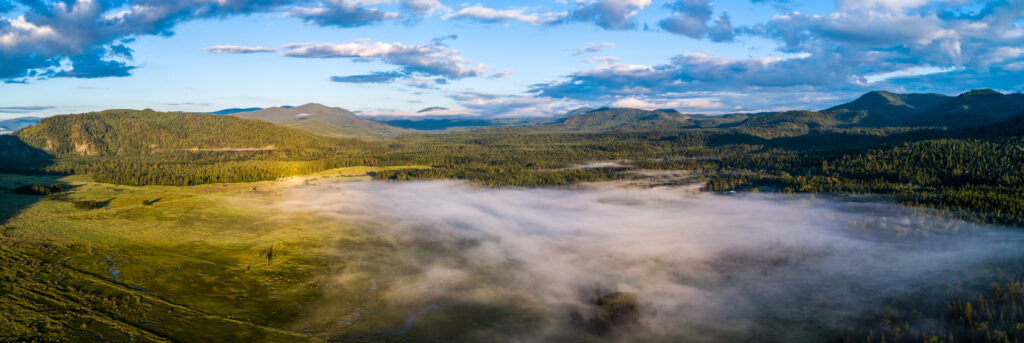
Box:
[10,109,338,157]
[916,89,1024,127]
[736,110,843,130]
[544,89,1024,132]
[824,90,951,126]
[233,103,405,138]
[547,108,693,131]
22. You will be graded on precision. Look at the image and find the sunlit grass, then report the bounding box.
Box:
[0,167,435,342]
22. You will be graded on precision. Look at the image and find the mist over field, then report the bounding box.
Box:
[274,181,1024,342]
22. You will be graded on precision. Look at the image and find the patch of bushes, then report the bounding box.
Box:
[12,184,64,196]
[73,200,109,210]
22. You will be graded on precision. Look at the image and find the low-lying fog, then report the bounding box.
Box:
[277,181,1024,342]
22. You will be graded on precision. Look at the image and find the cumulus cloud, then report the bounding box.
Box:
[530,52,845,103]
[446,90,577,117]
[529,0,1024,111]
[0,0,451,81]
[749,1,1024,74]
[658,0,735,42]
[610,96,724,110]
[571,0,652,30]
[203,45,277,54]
[442,0,652,30]
[286,0,446,26]
[399,0,445,15]
[442,4,569,26]
[0,0,298,81]
[286,0,400,27]
[282,38,488,83]
[276,181,1024,341]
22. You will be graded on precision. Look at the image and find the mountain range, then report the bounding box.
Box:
[547,89,1024,132]
[2,89,1022,139]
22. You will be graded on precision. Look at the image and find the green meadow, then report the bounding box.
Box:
[0,167,484,343]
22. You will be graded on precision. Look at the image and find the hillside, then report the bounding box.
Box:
[543,90,1024,133]
[736,110,842,130]
[916,89,1024,127]
[11,109,338,157]
[825,91,950,126]
[823,89,1024,127]
[234,103,405,137]
[547,108,692,131]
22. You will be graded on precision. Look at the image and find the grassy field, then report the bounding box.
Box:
[7,166,1021,342]
[0,167,468,342]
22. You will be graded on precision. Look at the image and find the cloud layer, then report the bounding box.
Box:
[3,0,1023,116]
[529,0,1024,112]
[282,38,487,83]
[0,0,296,80]
[276,181,1024,341]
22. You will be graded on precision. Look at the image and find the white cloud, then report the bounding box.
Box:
[611,97,724,110]
[443,4,569,25]
[283,39,488,80]
[203,45,277,54]
[572,0,652,30]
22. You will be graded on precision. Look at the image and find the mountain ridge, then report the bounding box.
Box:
[233,103,405,138]
[545,89,1024,132]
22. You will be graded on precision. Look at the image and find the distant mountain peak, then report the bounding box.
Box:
[958,89,1001,98]
[211,107,262,115]
[856,90,905,105]
[294,103,333,110]
[232,103,404,137]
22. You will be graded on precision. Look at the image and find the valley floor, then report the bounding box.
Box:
[0,168,436,342]
[2,169,1024,342]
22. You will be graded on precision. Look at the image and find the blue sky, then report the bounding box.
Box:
[1,0,1023,119]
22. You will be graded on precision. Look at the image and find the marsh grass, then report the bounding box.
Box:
[0,167,445,342]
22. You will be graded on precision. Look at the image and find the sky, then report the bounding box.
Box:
[0,0,1023,119]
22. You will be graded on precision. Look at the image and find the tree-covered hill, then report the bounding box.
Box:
[0,110,368,185]
[13,109,340,157]
[917,89,1024,127]
[545,108,693,131]
[824,90,951,127]
[233,103,405,138]
[736,110,842,131]
[542,89,1024,133]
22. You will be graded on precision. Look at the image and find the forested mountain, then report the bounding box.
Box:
[546,108,693,131]
[917,89,1024,127]
[234,103,405,137]
[2,101,1024,224]
[0,109,366,185]
[824,90,950,126]
[545,89,1024,132]
[12,109,338,157]
[373,118,506,131]
[736,110,843,130]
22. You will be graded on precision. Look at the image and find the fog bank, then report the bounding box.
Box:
[278,181,1024,342]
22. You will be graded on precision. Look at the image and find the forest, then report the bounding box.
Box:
[2,108,1024,225]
